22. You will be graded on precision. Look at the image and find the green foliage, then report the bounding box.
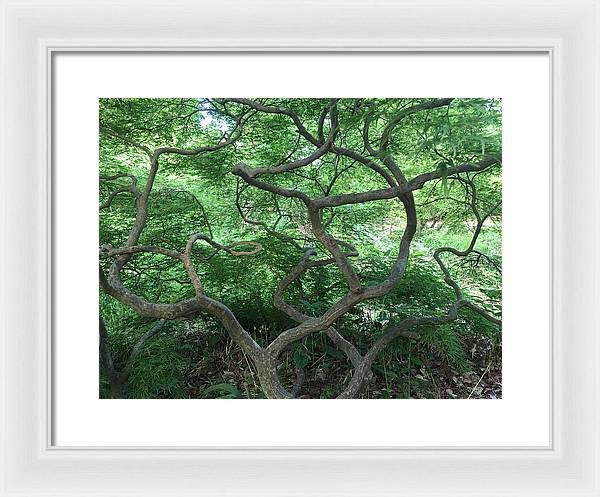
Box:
[419,324,471,374]
[99,296,193,399]
[202,383,241,399]
[126,336,193,399]
[293,345,311,369]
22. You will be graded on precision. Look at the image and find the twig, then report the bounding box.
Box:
[467,360,493,399]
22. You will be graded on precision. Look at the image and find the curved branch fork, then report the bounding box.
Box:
[99,99,502,399]
[99,173,141,209]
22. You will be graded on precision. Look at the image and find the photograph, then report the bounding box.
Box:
[98,97,502,399]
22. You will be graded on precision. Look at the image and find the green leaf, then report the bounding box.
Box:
[324,345,345,360]
[203,382,241,399]
[293,347,311,369]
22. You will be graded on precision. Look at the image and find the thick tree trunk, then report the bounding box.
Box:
[256,355,294,399]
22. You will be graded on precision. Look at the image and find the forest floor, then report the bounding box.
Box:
[182,333,502,400]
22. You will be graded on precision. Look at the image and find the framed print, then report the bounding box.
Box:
[1,1,599,496]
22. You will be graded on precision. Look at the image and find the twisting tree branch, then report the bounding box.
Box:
[99,173,141,209]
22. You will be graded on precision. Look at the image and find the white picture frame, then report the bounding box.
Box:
[51,51,550,449]
[1,0,598,495]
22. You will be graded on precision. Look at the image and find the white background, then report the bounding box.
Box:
[53,53,549,447]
